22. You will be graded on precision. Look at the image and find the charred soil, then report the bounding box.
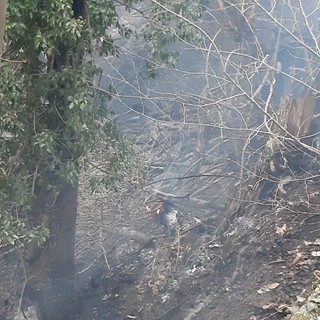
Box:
[71,156,320,320]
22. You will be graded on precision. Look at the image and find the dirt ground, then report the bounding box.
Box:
[72,148,320,320]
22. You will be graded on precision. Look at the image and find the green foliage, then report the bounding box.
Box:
[285,282,320,320]
[0,0,133,246]
[0,173,50,246]
[0,0,202,247]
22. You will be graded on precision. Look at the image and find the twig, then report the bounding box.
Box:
[100,206,111,270]
[78,258,98,275]
[174,228,181,272]
[155,305,180,320]
[147,173,238,186]
[17,250,28,319]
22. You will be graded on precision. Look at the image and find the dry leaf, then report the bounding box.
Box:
[258,282,279,294]
[297,259,313,266]
[304,239,320,246]
[261,303,287,311]
[311,251,320,257]
[266,282,280,290]
[102,293,111,301]
[261,304,274,310]
[275,224,287,236]
[292,252,303,265]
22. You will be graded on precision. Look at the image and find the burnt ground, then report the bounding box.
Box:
[2,148,320,320]
[72,155,320,320]
[68,5,320,318]
[2,3,320,319]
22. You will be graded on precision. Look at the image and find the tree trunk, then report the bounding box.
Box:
[219,91,320,234]
[25,182,78,319]
[44,183,78,320]
[22,2,87,317]
[0,0,7,56]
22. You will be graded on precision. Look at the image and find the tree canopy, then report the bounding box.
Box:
[0,0,132,245]
[0,0,201,246]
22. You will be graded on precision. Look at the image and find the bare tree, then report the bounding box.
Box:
[75,2,320,319]
[98,0,320,224]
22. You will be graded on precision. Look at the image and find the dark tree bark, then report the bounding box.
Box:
[23,1,87,318]
[219,91,320,238]
[24,177,78,319]
[0,0,7,56]
[43,184,78,320]
[72,0,86,18]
